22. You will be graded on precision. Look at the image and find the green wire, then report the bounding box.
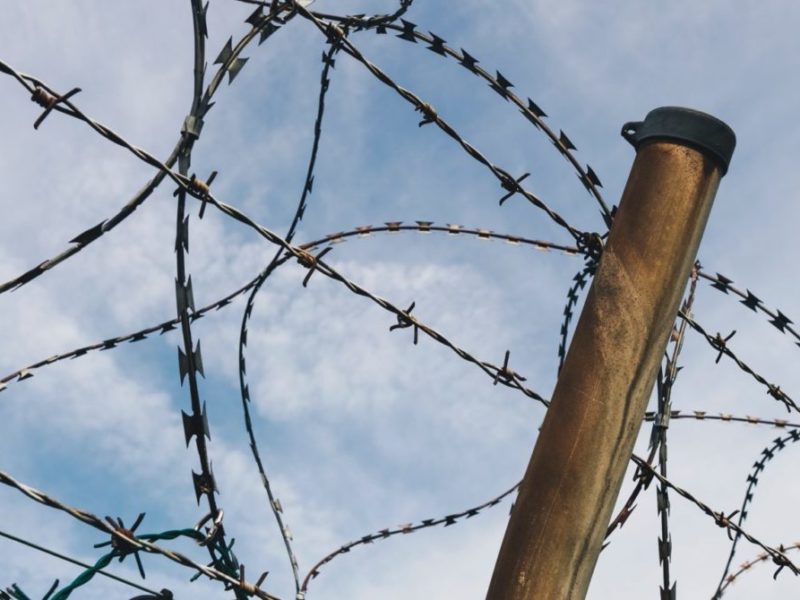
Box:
[6,527,204,600]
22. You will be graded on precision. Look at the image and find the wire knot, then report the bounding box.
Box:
[498,171,530,205]
[174,171,218,219]
[711,330,736,364]
[390,302,419,345]
[95,513,147,579]
[416,102,437,127]
[30,85,82,129]
[771,547,797,579]
[712,509,739,541]
[493,350,526,386]
[296,246,332,287]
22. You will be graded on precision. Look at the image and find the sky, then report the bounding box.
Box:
[2,1,800,599]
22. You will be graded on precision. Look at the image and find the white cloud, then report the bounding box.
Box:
[3,2,800,599]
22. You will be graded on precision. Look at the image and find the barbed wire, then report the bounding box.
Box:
[0,469,282,600]
[0,50,579,412]
[680,311,798,413]
[602,266,698,555]
[630,456,800,580]
[234,34,344,597]
[308,10,614,227]
[289,2,590,243]
[164,3,301,595]
[0,3,293,297]
[2,1,799,597]
[0,221,570,402]
[717,542,800,597]
[712,428,800,598]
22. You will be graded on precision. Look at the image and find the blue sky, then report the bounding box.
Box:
[2,2,800,599]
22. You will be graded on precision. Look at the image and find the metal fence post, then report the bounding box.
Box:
[486,107,736,600]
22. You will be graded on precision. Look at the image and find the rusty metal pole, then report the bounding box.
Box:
[486,107,736,600]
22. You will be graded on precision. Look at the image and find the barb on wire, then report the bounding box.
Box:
[389,301,419,345]
[681,311,798,413]
[0,3,292,297]
[300,480,520,592]
[204,190,553,407]
[309,10,614,226]
[493,350,526,386]
[0,469,281,600]
[0,221,573,398]
[3,580,58,600]
[94,513,147,579]
[289,1,587,243]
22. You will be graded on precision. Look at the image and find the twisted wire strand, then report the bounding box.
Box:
[630,455,800,579]
[0,3,292,297]
[681,311,798,413]
[0,469,282,600]
[288,2,586,243]
[46,526,212,600]
[206,192,553,406]
[556,262,595,372]
[310,11,613,225]
[0,222,574,397]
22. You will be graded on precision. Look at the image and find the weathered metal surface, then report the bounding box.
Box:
[486,126,730,600]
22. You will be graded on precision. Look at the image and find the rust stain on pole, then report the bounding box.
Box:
[486,107,736,600]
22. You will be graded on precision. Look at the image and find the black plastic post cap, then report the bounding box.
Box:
[621,107,736,175]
